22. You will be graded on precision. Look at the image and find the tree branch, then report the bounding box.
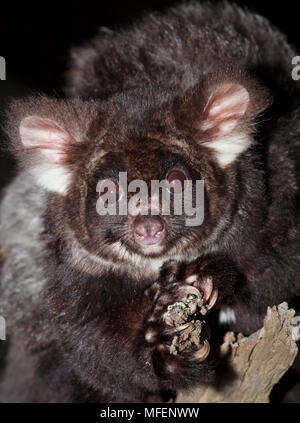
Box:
[176,303,300,403]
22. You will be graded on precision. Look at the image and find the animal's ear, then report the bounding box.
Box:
[175,78,271,167]
[201,83,250,141]
[19,116,77,165]
[6,97,99,194]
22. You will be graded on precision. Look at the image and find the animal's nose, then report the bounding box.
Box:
[133,216,165,246]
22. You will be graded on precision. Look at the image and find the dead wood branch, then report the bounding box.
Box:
[176,303,300,403]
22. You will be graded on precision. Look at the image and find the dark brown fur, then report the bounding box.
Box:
[1,1,300,402]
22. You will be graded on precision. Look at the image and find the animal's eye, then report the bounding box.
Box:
[166,170,186,194]
[98,179,122,205]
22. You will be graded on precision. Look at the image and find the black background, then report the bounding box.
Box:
[1,0,300,92]
[0,1,299,403]
[0,0,299,186]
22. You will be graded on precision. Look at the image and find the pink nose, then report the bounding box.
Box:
[133,216,165,246]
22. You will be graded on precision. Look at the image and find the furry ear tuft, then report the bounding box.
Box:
[174,74,272,167]
[5,96,99,194]
[19,116,77,165]
[201,83,250,140]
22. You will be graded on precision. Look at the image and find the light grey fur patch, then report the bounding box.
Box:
[29,164,72,195]
[0,173,48,330]
[219,306,236,325]
[204,133,252,167]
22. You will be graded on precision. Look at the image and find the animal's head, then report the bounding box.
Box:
[7,74,270,271]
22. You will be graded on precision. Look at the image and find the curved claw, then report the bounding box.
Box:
[207,287,218,310]
[192,340,210,361]
[185,274,198,284]
[178,285,202,300]
[175,322,192,332]
[197,277,214,302]
[164,315,175,326]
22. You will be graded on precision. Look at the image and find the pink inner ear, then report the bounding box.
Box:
[203,83,250,140]
[19,116,75,164]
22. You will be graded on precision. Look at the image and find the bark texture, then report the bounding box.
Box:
[176,303,300,403]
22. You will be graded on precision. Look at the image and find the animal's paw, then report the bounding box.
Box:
[182,273,218,311]
[144,278,218,383]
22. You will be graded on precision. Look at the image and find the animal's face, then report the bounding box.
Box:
[81,139,208,260]
[7,77,271,267]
